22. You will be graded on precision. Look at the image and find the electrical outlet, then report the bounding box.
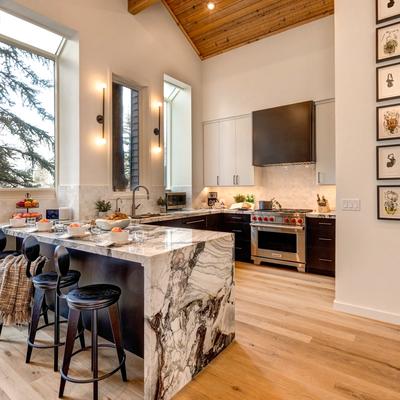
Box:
[342,199,361,211]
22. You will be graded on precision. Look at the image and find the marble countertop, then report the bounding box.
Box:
[306,211,336,219]
[2,224,233,265]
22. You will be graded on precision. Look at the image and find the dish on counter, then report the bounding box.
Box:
[36,218,53,232]
[67,223,90,238]
[9,216,26,227]
[109,227,130,244]
[95,212,131,231]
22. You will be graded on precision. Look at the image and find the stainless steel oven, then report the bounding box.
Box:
[250,209,310,272]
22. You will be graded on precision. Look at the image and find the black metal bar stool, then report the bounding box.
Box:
[0,229,20,259]
[23,236,85,372]
[55,246,127,400]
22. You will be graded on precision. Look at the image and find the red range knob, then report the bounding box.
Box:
[252,216,257,221]
[258,217,262,221]
[269,217,274,222]
[284,217,290,223]
[291,218,296,224]
[263,217,269,221]
[297,218,303,224]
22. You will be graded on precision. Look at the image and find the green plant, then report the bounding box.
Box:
[233,193,246,203]
[245,194,255,204]
[157,197,166,206]
[95,200,112,213]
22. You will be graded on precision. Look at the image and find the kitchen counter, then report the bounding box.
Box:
[3,225,235,400]
[306,211,336,219]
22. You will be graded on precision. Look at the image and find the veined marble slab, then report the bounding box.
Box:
[2,224,235,400]
[306,212,336,219]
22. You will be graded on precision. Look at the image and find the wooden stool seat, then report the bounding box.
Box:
[32,270,80,290]
[66,284,121,311]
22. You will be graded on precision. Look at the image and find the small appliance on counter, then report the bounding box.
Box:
[165,192,186,212]
[208,192,219,208]
[46,207,72,221]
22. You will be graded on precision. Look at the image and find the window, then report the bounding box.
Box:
[0,10,63,188]
[112,80,140,191]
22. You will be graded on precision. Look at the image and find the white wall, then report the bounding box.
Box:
[1,0,202,218]
[197,16,336,209]
[335,0,400,323]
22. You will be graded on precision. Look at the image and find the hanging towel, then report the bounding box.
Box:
[0,254,46,325]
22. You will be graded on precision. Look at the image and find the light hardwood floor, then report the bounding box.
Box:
[0,262,399,399]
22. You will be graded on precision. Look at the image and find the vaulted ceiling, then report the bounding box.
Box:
[128,0,334,60]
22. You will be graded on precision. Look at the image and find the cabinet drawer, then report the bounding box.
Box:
[181,216,207,230]
[307,218,335,235]
[306,253,335,276]
[223,213,251,224]
[307,234,335,249]
[234,240,251,262]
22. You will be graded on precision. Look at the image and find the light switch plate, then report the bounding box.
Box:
[342,199,361,211]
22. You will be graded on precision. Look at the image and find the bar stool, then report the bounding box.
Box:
[23,236,85,371]
[55,246,127,400]
[0,229,20,259]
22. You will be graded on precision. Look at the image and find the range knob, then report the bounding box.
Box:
[284,217,290,223]
[258,217,262,221]
[291,218,296,224]
[269,217,274,222]
[297,218,303,224]
[252,216,257,221]
[263,217,269,222]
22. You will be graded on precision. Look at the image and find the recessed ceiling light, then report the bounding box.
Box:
[207,2,215,10]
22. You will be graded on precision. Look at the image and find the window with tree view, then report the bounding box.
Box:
[0,10,63,188]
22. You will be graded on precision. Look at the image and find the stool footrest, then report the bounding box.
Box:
[60,343,126,384]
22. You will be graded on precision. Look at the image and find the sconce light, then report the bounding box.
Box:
[153,101,162,153]
[96,83,107,145]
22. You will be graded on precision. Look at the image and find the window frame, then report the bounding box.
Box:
[110,74,147,197]
[0,32,62,195]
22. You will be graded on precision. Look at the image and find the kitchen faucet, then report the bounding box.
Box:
[131,185,150,216]
[114,197,122,212]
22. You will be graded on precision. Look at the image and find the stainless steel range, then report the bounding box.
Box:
[251,208,312,272]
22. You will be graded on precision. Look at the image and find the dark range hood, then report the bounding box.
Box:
[252,101,315,166]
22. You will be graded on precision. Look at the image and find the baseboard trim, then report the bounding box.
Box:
[334,300,400,325]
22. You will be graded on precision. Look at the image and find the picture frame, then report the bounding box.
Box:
[377,21,400,62]
[377,144,400,179]
[377,0,400,24]
[377,103,400,140]
[377,63,400,101]
[377,185,400,220]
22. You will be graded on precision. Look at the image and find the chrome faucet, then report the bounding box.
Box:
[131,185,150,216]
[114,197,122,212]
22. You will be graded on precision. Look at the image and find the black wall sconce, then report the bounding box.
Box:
[153,102,162,152]
[96,83,106,145]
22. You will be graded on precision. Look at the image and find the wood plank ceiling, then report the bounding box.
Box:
[128,0,334,59]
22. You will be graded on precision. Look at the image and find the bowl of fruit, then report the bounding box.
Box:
[110,227,129,244]
[67,223,88,238]
[96,212,131,231]
[9,215,26,227]
[36,218,53,232]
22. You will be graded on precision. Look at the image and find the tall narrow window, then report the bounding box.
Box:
[0,10,63,188]
[112,81,140,191]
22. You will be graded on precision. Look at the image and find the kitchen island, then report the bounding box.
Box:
[3,225,235,400]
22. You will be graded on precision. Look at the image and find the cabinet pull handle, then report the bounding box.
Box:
[232,229,242,233]
[318,172,321,184]
[318,237,332,241]
[185,219,206,225]
[233,175,235,185]
[235,247,243,251]
[319,258,333,262]
[236,175,239,185]
[217,176,219,185]
[231,217,242,220]
[318,222,332,226]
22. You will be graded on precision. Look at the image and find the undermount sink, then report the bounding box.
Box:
[130,213,162,219]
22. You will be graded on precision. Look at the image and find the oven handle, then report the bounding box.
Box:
[251,223,304,232]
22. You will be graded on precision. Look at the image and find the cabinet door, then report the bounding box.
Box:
[316,101,335,185]
[219,119,237,186]
[235,115,254,186]
[203,122,220,186]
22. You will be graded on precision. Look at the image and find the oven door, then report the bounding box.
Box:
[251,223,305,264]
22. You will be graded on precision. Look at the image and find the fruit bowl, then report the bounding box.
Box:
[110,227,129,243]
[37,219,53,232]
[9,217,26,227]
[95,218,131,231]
[67,223,88,237]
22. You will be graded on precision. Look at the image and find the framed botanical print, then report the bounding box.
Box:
[377,63,400,101]
[377,144,400,179]
[377,185,400,220]
[377,0,400,24]
[377,22,400,62]
[377,103,400,140]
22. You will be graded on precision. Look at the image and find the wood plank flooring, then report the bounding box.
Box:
[0,262,399,399]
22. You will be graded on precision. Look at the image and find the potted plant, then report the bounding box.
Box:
[95,200,112,217]
[233,194,246,204]
[157,197,167,213]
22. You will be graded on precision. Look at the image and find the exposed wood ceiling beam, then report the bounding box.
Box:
[128,0,159,15]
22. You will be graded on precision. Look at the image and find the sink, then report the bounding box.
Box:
[130,213,161,219]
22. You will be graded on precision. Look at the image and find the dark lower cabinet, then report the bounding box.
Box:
[306,217,335,277]
[147,212,251,262]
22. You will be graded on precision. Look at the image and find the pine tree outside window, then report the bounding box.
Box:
[0,10,64,188]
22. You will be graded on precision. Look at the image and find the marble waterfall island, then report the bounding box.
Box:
[3,225,235,400]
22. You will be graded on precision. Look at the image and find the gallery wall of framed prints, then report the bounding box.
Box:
[376,0,400,220]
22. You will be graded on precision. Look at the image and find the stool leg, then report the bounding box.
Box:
[108,303,127,382]
[54,293,60,372]
[59,308,80,399]
[92,310,98,400]
[78,314,86,349]
[26,288,45,364]
[42,298,49,325]
[0,322,3,338]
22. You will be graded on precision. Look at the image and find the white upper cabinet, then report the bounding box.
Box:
[203,114,254,187]
[315,100,335,185]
